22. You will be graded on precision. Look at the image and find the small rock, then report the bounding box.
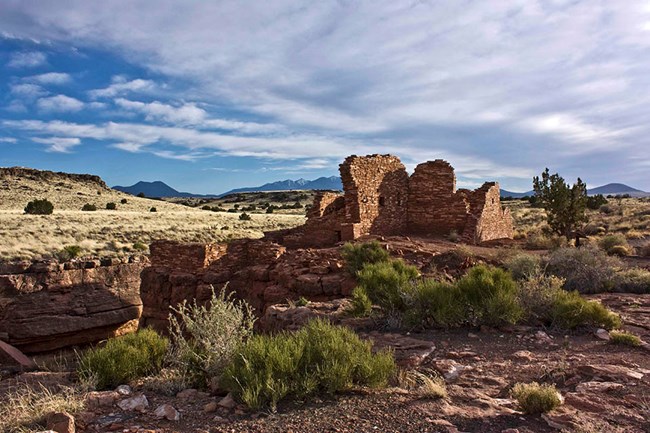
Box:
[542,410,578,431]
[212,415,227,423]
[501,429,520,433]
[203,401,218,413]
[535,331,553,344]
[595,328,610,341]
[85,391,120,409]
[576,381,625,394]
[154,404,180,421]
[46,411,75,433]
[218,393,237,409]
[116,385,132,396]
[176,388,198,399]
[117,394,149,412]
[512,350,533,361]
[467,333,478,339]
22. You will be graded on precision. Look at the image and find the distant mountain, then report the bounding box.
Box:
[588,183,649,197]
[113,181,208,198]
[219,176,343,196]
[501,183,649,199]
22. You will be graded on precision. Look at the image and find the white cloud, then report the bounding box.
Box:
[0,137,17,143]
[7,51,47,68]
[36,95,85,112]
[27,72,71,84]
[114,98,282,132]
[89,78,156,98]
[10,83,48,99]
[32,137,81,152]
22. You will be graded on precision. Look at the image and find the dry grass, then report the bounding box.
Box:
[397,370,448,399]
[0,210,303,260]
[0,383,87,433]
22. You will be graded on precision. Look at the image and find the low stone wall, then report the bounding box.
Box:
[140,240,355,332]
[0,257,146,353]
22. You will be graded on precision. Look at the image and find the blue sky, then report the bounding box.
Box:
[1,1,650,194]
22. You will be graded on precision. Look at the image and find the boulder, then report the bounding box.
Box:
[46,411,75,433]
[117,394,149,412]
[0,339,36,369]
[218,393,237,409]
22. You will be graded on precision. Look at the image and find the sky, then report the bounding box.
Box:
[1,1,650,194]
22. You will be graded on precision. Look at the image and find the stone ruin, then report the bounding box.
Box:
[272,154,513,247]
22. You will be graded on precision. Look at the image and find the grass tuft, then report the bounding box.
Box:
[609,330,642,347]
[511,382,562,414]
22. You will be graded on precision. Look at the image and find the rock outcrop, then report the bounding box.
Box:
[0,258,146,353]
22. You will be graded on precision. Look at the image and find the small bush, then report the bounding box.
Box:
[511,382,562,414]
[598,234,629,255]
[168,286,255,387]
[599,204,614,214]
[150,207,157,212]
[137,192,145,198]
[357,260,419,312]
[546,246,620,293]
[517,274,565,323]
[222,319,395,410]
[609,331,642,347]
[456,266,524,326]
[402,280,463,328]
[239,212,251,221]
[608,245,630,256]
[503,253,542,280]
[78,328,168,390]
[57,245,82,261]
[550,290,621,330]
[24,198,54,215]
[106,202,117,210]
[525,233,564,250]
[341,241,390,275]
[81,203,97,211]
[348,286,373,317]
[295,296,309,307]
[120,198,128,204]
[612,268,650,294]
[133,241,148,251]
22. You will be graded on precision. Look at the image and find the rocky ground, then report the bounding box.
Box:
[2,293,649,433]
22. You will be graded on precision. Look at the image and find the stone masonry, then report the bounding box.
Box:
[275,154,513,246]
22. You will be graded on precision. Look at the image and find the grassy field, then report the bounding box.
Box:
[0,210,304,260]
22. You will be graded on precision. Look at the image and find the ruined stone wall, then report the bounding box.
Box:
[407,160,470,236]
[463,183,514,243]
[340,154,409,236]
[0,258,146,353]
[139,239,354,332]
[150,240,225,272]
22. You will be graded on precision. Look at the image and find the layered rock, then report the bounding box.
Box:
[0,258,146,353]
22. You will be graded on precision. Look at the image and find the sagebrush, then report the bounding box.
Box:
[168,286,256,387]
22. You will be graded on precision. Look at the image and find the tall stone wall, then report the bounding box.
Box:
[463,182,514,243]
[407,160,470,236]
[0,258,146,353]
[340,154,409,236]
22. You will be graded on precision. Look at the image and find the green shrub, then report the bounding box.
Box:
[348,287,372,317]
[81,203,97,211]
[503,253,542,280]
[550,290,620,330]
[402,280,463,328]
[609,331,642,347]
[357,260,419,312]
[106,202,117,210]
[295,296,309,307]
[150,207,157,212]
[24,198,54,215]
[341,241,390,275]
[517,274,565,323]
[456,266,524,326]
[546,246,620,293]
[222,319,395,410]
[511,382,562,414]
[120,198,128,204]
[598,234,629,255]
[611,268,650,294]
[57,245,82,261]
[239,212,251,221]
[78,329,168,390]
[168,287,255,387]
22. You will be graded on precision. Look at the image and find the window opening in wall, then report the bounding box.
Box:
[379,196,385,207]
